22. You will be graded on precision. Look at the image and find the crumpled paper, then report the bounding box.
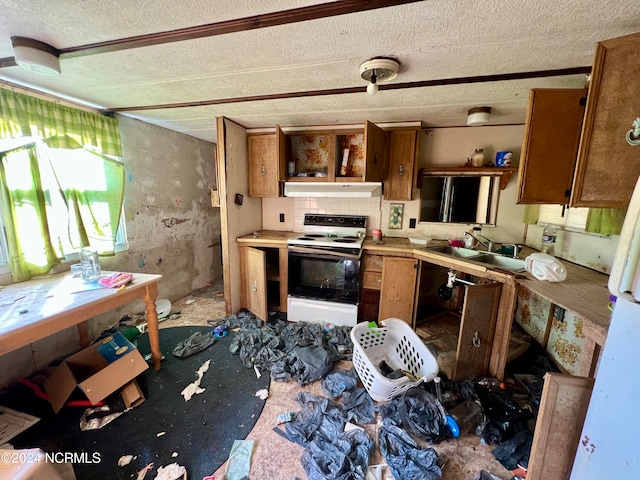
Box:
[153,462,186,480]
[80,405,129,431]
[181,359,211,401]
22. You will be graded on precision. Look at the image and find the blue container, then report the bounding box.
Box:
[495,151,513,167]
[96,332,136,363]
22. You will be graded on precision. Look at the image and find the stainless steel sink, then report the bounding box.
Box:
[471,254,526,272]
[425,245,483,258]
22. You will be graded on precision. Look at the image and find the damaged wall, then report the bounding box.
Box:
[514,285,585,375]
[0,115,221,388]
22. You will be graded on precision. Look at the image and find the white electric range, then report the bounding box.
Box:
[287,214,367,327]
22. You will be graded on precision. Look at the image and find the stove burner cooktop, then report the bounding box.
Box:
[332,238,357,243]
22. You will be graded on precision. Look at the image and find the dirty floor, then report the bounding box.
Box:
[161,279,513,480]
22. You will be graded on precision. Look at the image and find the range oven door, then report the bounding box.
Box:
[287,246,361,305]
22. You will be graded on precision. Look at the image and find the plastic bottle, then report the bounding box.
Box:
[446,400,483,437]
[524,252,568,282]
[541,224,557,256]
[476,377,506,392]
[471,148,485,167]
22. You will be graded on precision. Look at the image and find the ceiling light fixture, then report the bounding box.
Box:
[467,106,492,126]
[360,57,400,95]
[11,36,61,75]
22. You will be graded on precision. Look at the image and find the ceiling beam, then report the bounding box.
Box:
[104,66,592,113]
[0,0,423,67]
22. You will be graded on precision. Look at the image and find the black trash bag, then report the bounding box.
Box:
[288,345,334,385]
[378,396,403,426]
[172,331,216,358]
[341,388,375,425]
[322,368,359,398]
[491,430,533,471]
[325,326,354,359]
[378,420,442,480]
[398,387,450,444]
[285,395,345,447]
[301,428,374,480]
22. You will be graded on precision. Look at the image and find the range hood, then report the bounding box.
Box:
[284,182,382,198]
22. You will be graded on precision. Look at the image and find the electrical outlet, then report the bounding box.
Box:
[409,218,416,228]
[279,213,285,223]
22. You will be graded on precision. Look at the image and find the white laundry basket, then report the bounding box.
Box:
[350,318,439,402]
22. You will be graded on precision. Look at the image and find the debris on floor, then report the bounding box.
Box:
[224,439,254,480]
[136,463,153,480]
[79,405,128,431]
[254,388,269,400]
[118,454,135,467]
[221,311,353,384]
[180,359,211,401]
[0,405,40,444]
[153,462,187,480]
[172,331,216,358]
[276,411,295,425]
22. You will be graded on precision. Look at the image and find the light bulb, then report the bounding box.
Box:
[367,81,378,95]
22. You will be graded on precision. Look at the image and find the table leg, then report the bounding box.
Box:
[144,283,162,370]
[77,321,90,348]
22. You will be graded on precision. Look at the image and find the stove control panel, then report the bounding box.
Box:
[303,214,367,229]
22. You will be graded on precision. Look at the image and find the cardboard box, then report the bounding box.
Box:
[44,335,149,413]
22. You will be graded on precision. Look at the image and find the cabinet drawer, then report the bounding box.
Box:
[363,255,383,272]
[363,271,382,290]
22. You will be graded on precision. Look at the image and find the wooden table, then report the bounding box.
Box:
[0,272,163,370]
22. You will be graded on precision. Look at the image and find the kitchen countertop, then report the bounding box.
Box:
[236,230,611,335]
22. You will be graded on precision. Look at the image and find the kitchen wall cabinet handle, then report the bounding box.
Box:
[261,165,266,175]
[252,280,257,292]
[626,117,640,146]
[472,331,481,348]
[398,164,405,176]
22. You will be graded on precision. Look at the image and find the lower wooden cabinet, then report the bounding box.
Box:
[415,263,502,381]
[359,254,419,325]
[240,245,288,320]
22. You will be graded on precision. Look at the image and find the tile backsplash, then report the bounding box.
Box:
[293,197,381,232]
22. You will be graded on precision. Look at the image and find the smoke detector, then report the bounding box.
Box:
[360,57,400,95]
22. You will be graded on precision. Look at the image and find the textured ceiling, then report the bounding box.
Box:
[1,0,640,143]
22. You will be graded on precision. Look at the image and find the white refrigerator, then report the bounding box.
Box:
[570,178,640,479]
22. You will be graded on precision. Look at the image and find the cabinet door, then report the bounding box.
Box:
[363,120,388,181]
[453,282,501,380]
[517,89,587,204]
[379,257,418,325]
[571,32,640,208]
[248,125,285,197]
[385,129,419,201]
[527,373,594,480]
[244,247,268,320]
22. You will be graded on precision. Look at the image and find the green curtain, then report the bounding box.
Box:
[0,88,124,280]
[585,208,627,235]
[45,142,125,256]
[0,88,122,157]
[0,145,59,281]
[522,204,540,225]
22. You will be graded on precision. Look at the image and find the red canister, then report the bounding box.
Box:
[372,229,382,242]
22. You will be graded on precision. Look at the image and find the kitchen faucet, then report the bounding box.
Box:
[464,231,495,252]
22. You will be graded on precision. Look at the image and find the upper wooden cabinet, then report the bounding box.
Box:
[285,121,389,182]
[571,32,640,208]
[248,125,285,197]
[362,120,388,181]
[516,89,587,204]
[384,128,420,201]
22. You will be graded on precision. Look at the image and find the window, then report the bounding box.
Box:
[0,88,125,281]
[538,204,590,231]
